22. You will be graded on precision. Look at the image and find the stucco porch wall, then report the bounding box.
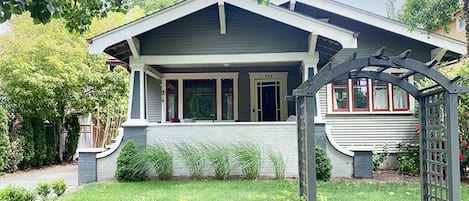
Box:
[146,122,299,177]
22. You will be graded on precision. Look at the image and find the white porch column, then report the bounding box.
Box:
[126,61,148,122]
[301,52,323,123]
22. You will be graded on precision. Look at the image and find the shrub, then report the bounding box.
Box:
[234,142,262,180]
[19,116,34,169]
[397,143,420,175]
[51,179,67,196]
[7,138,24,173]
[115,140,145,182]
[316,146,332,182]
[176,143,206,179]
[202,143,232,180]
[136,143,173,180]
[372,143,390,170]
[35,181,52,199]
[0,185,35,201]
[31,117,47,167]
[64,114,80,162]
[45,124,57,165]
[0,106,11,171]
[268,150,286,180]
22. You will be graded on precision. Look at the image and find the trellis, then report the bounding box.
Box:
[293,48,469,201]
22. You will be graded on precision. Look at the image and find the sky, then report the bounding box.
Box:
[335,0,405,17]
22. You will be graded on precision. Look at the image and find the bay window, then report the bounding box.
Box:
[330,78,410,112]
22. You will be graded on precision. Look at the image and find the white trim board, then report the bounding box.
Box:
[273,0,466,55]
[88,0,357,54]
[129,52,316,66]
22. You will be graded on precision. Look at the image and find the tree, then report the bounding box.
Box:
[129,0,179,14]
[0,9,142,164]
[63,114,80,162]
[0,106,11,171]
[385,0,398,19]
[399,0,459,33]
[0,0,129,33]
[19,116,34,169]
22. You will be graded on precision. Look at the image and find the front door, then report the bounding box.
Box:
[255,81,281,121]
[249,72,288,122]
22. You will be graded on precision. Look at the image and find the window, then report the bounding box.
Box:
[222,79,233,120]
[352,78,368,111]
[166,80,178,121]
[332,80,348,111]
[183,80,216,120]
[393,85,409,111]
[457,16,466,31]
[163,73,238,122]
[372,80,389,111]
[330,78,410,112]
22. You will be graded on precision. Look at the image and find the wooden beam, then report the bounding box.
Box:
[126,37,140,59]
[218,1,226,34]
[308,33,318,55]
[289,0,296,10]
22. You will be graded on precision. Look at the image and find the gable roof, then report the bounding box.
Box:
[88,0,357,54]
[272,0,466,55]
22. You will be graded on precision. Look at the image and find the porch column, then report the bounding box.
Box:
[122,61,148,150]
[301,52,322,122]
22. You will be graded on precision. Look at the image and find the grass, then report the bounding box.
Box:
[234,142,262,180]
[176,143,206,180]
[136,143,173,180]
[59,180,469,201]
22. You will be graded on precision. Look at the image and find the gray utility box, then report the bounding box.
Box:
[352,150,373,179]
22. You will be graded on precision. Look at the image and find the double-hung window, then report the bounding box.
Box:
[330,78,410,112]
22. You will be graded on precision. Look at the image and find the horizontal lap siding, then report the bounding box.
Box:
[325,114,418,152]
[146,75,161,123]
[139,4,308,55]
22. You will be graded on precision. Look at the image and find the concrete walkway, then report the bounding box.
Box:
[0,163,78,190]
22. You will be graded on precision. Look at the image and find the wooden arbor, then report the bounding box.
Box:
[293,48,469,201]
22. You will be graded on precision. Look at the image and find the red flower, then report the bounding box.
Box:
[461,141,469,148]
[460,152,465,161]
[415,124,420,132]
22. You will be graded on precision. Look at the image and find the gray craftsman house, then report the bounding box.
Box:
[81,0,466,182]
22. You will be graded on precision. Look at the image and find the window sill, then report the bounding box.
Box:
[326,111,413,115]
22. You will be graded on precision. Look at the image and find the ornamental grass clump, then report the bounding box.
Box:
[268,150,286,180]
[234,142,262,180]
[202,143,232,180]
[136,143,173,180]
[176,143,206,180]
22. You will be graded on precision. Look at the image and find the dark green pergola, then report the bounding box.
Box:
[293,48,469,201]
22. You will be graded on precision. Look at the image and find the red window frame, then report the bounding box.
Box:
[332,80,349,112]
[351,78,369,111]
[391,84,410,111]
[165,80,178,121]
[371,79,390,111]
[222,79,234,120]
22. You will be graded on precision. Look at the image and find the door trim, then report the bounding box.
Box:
[249,72,288,122]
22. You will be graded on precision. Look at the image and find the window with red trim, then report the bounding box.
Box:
[372,79,389,111]
[166,80,178,121]
[332,80,349,111]
[330,78,410,112]
[352,78,368,111]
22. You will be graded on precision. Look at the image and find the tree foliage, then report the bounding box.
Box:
[129,0,179,14]
[19,116,34,169]
[0,106,11,171]
[31,118,46,167]
[0,0,129,33]
[63,114,80,162]
[398,0,460,34]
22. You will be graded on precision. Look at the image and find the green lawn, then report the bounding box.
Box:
[60,180,469,201]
